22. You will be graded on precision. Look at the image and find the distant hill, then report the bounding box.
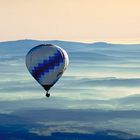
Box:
[1,40,140,140]
[0,39,140,52]
[0,109,140,140]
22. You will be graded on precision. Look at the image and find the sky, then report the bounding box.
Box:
[0,0,140,43]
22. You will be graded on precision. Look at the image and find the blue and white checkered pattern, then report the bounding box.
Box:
[26,44,69,86]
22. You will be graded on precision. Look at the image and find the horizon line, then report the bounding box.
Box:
[0,38,140,45]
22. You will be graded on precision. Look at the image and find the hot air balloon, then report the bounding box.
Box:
[26,44,69,97]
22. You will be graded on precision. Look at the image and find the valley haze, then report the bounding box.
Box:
[0,39,140,139]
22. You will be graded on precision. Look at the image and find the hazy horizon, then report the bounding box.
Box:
[0,39,140,45]
[0,0,140,139]
[1,40,140,139]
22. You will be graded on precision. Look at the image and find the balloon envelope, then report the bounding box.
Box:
[26,44,69,92]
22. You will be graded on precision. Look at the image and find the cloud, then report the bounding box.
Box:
[1,107,140,139]
[1,93,140,113]
[10,109,140,138]
[62,77,140,87]
[1,40,140,107]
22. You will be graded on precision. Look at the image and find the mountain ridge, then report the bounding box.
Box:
[0,39,139,46]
